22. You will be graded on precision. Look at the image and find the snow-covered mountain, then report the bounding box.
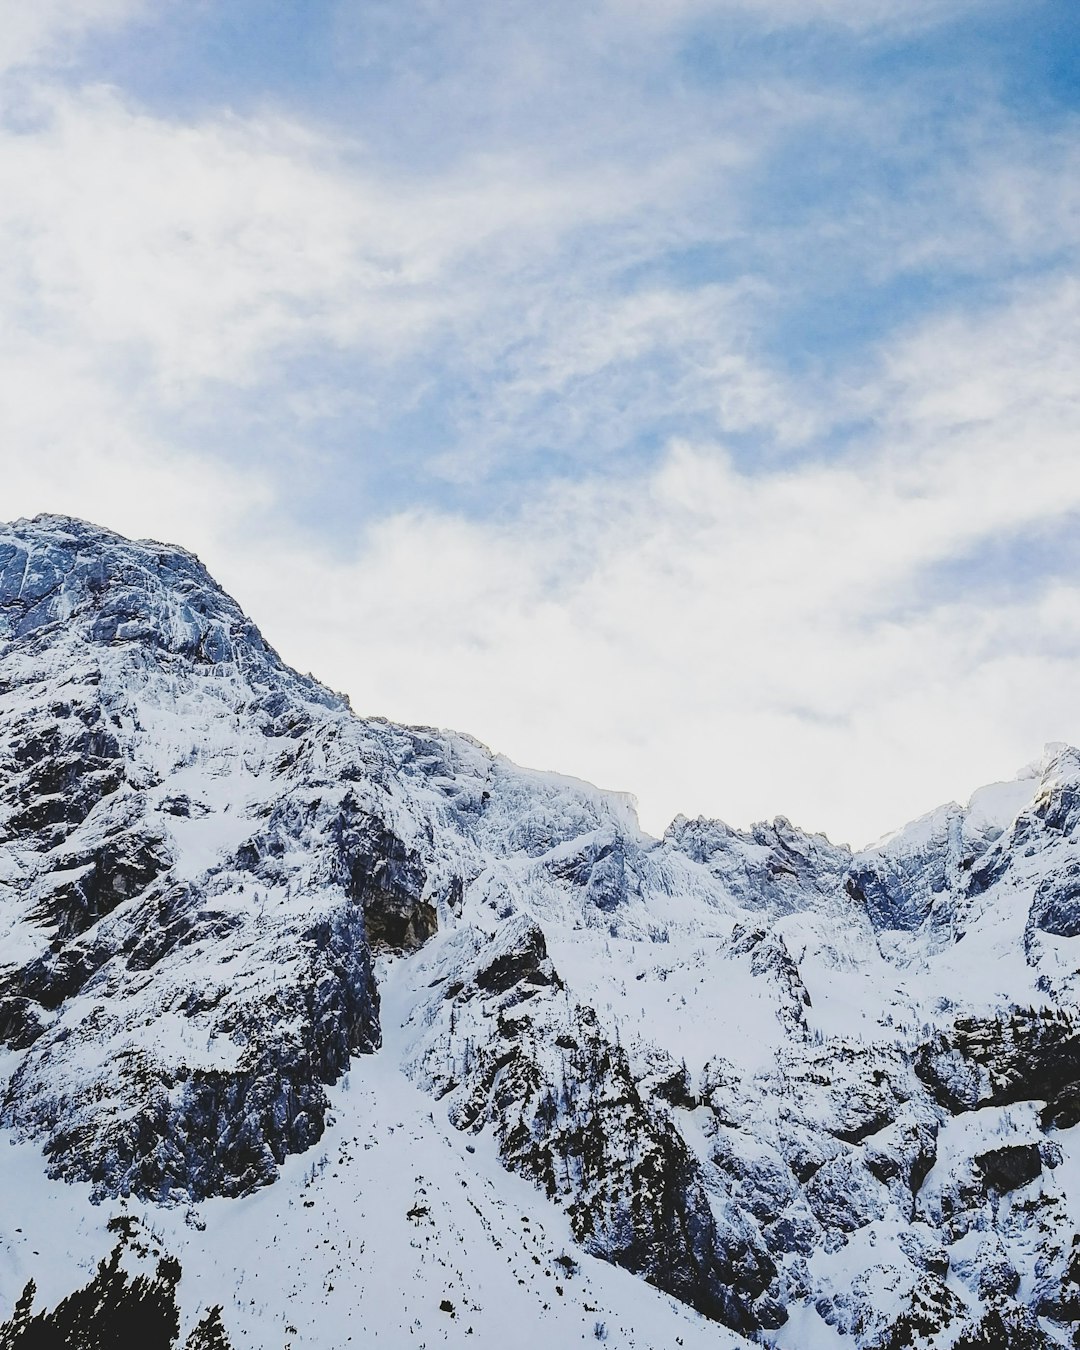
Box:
[1,514,1079,1349]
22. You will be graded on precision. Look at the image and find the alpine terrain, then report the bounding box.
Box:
[1,513,1080,1350]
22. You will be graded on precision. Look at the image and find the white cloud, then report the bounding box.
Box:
[0,85,742,405]
[431,280,816,480]
[0,89,440,393]
[875,277,1080,435]
[191,264,1080,849]
[0,329,271,565]
[0,0,148,74]
[0,75,789,503]
[1,7,1078,851]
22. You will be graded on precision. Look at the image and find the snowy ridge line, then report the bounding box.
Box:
[0,514,1079,1347]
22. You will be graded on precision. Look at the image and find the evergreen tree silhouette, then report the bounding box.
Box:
[0,1281,36,1350]
[0,1243,232,1350]
[184,1306,232,1350]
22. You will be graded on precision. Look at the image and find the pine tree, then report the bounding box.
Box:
[0,1243,189,1350]
[0,1282,36,1350]
[183,1306,232,1350]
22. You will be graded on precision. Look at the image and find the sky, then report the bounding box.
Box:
[1,0,1079,847]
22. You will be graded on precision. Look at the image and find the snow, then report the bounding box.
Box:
[0,956,748,1350]
[964,778,1034,839]
[4,515,1080,1348]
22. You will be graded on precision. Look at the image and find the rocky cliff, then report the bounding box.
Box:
[2,515,1080,1348]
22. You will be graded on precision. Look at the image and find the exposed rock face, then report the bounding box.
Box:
[974,1143,1043,1193]
[0,516,436,1199]
[663,812,851,917]
[915,1007,1080,1119]
[4,515,1080,1346]
[406,917,784,1330]
[1029,860,1080,938]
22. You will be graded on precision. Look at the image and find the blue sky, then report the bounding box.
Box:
[68,0,1079,513]
[3,0,1080,842]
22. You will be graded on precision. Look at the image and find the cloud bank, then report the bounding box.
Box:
[1,0,1077,844]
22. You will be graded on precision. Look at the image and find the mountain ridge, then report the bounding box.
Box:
[1,514,1079,1348]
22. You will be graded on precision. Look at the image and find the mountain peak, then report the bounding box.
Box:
[0,514,334,701]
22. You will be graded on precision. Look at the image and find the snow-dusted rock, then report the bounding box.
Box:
[3,515,1080,1348]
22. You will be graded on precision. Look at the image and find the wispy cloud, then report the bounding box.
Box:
[606,0,992,34]
[0,0,150,74]
[229,283,1080,846]
[1,0,1078,844]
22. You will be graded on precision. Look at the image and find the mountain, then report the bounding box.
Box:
[1,513,1079,1349]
